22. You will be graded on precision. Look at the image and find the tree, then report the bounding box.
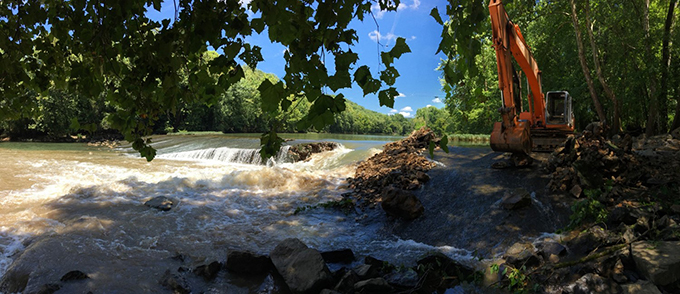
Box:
[1,0,411,160]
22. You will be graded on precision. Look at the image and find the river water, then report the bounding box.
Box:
[0,134,478,293]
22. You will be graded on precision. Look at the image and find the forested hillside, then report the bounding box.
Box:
[0,64,415,138]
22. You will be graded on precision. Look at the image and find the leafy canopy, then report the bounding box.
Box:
[1,0,411,160]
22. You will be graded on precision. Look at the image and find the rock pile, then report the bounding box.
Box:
[345,127,440,219]
[287,142,340,162]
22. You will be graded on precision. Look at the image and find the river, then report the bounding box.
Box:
[0,133,481,293]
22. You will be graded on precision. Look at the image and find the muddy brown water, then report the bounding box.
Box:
[0,135,573,293]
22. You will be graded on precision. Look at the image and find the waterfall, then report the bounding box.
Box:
[157,145,293,165]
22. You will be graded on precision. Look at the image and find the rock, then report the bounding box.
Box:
[538,242,567,259]
[321,249,355,264]
[510,153,534,167]
[320,290,342,294]
[34,283,61,294]
[288,142,340,162]
[194,261,222,280]
[353,264,378,279]
[504,242,540,268]
[270,238,332,294]
[353,278,393,293]
[0,269,29,293]
[568,273,621,293]
[144,196,175,211]
[416,252,476,280]
[632,241,680,285]
[500,188,532,210]
[671,127,680,140]
[380,186,424,220]
[226,250,272,274]
[569,184,583,198]
[333,270,360,293]
[160,270,190,294]
[60,270,89,281]
[621,280,662,294]
[384,268,419,288]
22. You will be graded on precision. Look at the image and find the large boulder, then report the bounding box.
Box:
[500,188,532,210]
[621,280,662,294]
[380,186,424,220]
[270,238,332,294]
[144,196,175,211]
[632,241,680,286]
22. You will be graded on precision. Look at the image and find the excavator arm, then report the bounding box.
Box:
[488,0,574,154]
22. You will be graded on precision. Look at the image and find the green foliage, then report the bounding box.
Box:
[491,264,531,293]
[567,189,609,230]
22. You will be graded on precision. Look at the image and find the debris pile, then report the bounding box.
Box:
[346,127,440,209]
[287,141,340,162]
[546,124,680,199]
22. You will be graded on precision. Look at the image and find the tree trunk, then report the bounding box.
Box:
[645,0,659,137]
[659,0,678,133]
[569,0,607,126]
[584,0,621,133]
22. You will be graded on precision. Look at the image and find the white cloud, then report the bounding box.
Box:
[432,97,442,103]
[372,0,420,19]
[399,111,413,118]
[426,104,432,108]
[368,30,397,43]
[397,93,406,98]
[400,106,413,112]
[389,109,398,113]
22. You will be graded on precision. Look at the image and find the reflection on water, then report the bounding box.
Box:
[0,134,475,292]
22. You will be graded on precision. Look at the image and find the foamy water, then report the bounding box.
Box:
[0,135,473,292]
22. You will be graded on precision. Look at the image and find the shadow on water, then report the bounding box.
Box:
[380,147,576,257]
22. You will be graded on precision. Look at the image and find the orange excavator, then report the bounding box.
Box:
[488,0,574,154]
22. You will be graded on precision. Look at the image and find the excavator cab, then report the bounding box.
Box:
[545,91,573,127]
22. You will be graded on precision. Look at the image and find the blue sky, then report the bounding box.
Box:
[147,0,449,118]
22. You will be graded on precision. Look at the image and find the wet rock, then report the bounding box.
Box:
[160,270,190,294]
[354,278,393,293]
[569,184,583,198]
[226,250,272,274]
[500,188,532,210]
[144,196,175,211]
[194,261,222,280]
[288,142,340,162]
[632,241,680,285]
[504,242,540,268]
[321,249,355,264]
[34,283,61,294]
[270,238,332,294]
[416,252,476,280]
[60,270,89,281]
[621,280,662,294]
[380,186,424,220]
[0,269,29,293]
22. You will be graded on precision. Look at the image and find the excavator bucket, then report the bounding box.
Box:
[490,121,532,154]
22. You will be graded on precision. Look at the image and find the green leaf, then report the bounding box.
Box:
[258,80,285,114]
[378,87,399,108]
[430,7,443,25]
[251,18,265,34]
[428,141,435,158]
[389,37,411,60]
[354,66,381,96]
[440,135,449,153]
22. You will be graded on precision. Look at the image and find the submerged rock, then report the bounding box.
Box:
[380,186,424,220]
[500,188,532,210]
[270,238,332,294]
[144,196,175,211]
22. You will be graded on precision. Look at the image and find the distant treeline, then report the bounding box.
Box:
[0,66,466,139]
